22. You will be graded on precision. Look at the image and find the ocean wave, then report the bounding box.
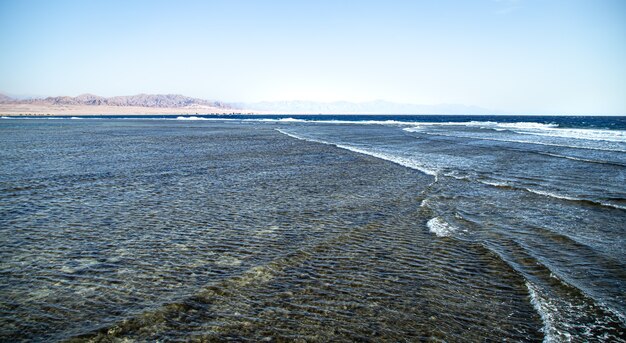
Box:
[403,121,558,130]
[525,188,626,210]
[497,122,560,130]
[535,152,626,167]
[600,202,626,210]
[335,144,439,177]
[276,129,439,177]
[524,188,580,202]
[405,129,626,153]
[526,281,567,343]
[246,118,553,128]
[442,172,472,181]
[404,123,626,144]
[525,280,626,342]
[515,127,626,143]
[275,128,319,142]
[253,118,416,125]
[477,179,514,188]
[176,116,211,120]
[472,181,626,210]
[246,117,308,123]
[426,217,457,237]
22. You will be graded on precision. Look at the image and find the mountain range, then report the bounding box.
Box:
[0,93,232,109]
[0,93,494,115]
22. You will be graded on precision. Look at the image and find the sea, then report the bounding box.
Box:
[0,115,624,342]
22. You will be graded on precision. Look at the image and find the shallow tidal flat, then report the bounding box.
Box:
[0,119,552,341]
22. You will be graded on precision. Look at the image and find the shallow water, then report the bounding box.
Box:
[0,117,624,341]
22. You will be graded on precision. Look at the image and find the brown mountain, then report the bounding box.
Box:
[4,93,233,109]
[0,93,14,103]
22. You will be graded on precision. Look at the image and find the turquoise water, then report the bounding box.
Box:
[1,116,624,341]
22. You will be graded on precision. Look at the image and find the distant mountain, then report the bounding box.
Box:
[1,93,234,109]
[0,93,14,103]
[243,100,493,115]
[1,93,494,114]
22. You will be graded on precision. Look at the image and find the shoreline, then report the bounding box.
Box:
[1,105,623,117]
[0,104,257,116]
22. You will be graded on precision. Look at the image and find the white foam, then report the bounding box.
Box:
[420,199,430,207]
[525,188,626,210]
[404,122,626,145]
[426,217,457,237]
[176,116,210,120]
[255,118,556,129]
[443,172,471,181]
[525,188,582,202]
[275,128,319,142]
[514,127,626,143]
[405,128,626,153]
[277,117,305,122]
[276,129,439,177]
[335,144,439,177]
[247,117,307,123]
[402,121,558,130]
[478,180,511,188]
[497,122,559,130]
[526,281,567,343]
[252,118,414,125]
[600,202,626,210]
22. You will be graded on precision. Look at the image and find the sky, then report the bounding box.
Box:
[0,0,625,114]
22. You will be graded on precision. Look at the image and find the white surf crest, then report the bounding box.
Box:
[426,217,457,237]
[526,281,569,343]
[276,129,439,177]
[176,116,210,120]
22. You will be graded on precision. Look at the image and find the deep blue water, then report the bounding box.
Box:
[5,114,626,129]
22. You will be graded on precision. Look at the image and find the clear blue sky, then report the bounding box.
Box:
[1,0,624,114]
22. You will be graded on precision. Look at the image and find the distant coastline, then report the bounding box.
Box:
[0,92,500,116]
[0,104,253,116]
[0,93,254,116]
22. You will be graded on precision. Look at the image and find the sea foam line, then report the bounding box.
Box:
[404,121,626,143]
[526,281,566,343]
[514,127,626,143]
[525,188,626,210]
[524,188,580,202]
[251,118,420,125]
[175,116,221,121]
[276,129,439,177]
[403,121,558,130]
[472,179,626,210]
[404,128,626,153]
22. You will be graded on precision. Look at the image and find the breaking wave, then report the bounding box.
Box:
[176,116,211,120]
[426,217,457,237]
[276,129,438,177]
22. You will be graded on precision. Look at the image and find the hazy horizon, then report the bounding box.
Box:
[1,0,625,115]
